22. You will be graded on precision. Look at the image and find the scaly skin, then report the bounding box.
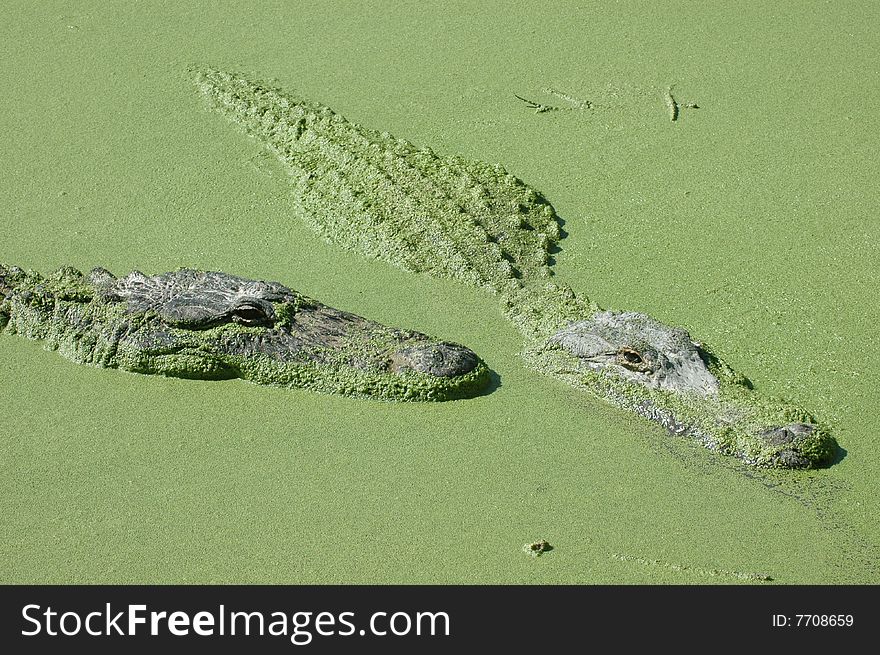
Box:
[0,264,490,401]
[193,67,560,295]
[192,67,840,469]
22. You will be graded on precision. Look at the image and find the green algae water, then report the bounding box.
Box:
[1,1,878,583]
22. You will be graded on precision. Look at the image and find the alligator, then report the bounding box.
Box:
[0,264,490,401]
[193,67,838,469]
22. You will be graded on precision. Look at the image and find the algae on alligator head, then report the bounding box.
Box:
[0,264,490,401]
[193,67,838,468]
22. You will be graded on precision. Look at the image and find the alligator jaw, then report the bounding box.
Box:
[629,396,830,469]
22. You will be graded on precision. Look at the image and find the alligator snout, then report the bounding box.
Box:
[762,422,815,446]
[759,422,836,468]
[390,342,480,378]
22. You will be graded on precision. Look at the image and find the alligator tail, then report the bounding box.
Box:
[193,67,332,156]
[194,67,575,330]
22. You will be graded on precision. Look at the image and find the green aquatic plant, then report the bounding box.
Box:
[193,67,838,468]
[0,265,489,401]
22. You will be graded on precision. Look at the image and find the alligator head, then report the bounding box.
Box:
[548,311,721,396]
[528,310,838,469]
[0,265,491,401]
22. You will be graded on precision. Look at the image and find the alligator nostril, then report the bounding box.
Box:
[761,422,815,446]
[390,342,479,377]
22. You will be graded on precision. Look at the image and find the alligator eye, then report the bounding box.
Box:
[620,348,642,364]
[232,304,270,326]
